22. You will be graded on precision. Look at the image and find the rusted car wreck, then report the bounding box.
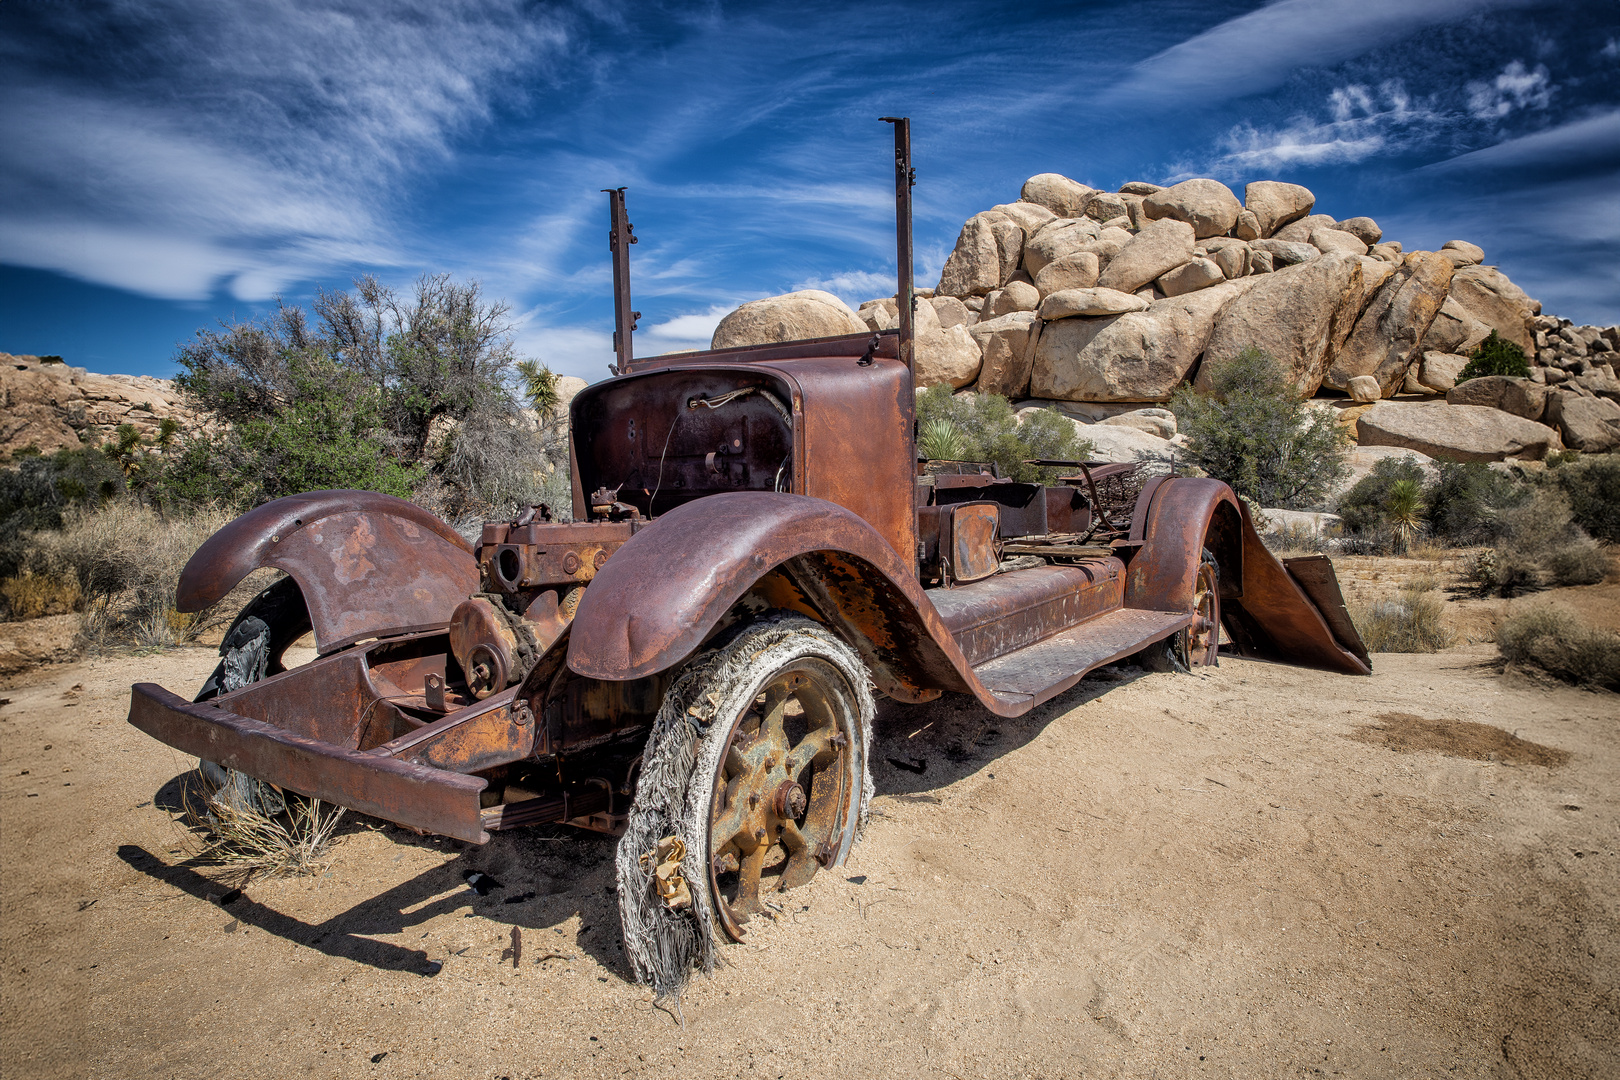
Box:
[128,120,1369,995]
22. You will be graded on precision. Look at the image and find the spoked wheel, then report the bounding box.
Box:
[703,654,863,940]
[194,576,312,816]
[615,614,873,995]
[1140,547,1221,672]
[1187,547,1221,667]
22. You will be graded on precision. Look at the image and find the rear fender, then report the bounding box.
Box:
[176,490,480,655]
[567,492,971,702]
[1124,477,1244,613]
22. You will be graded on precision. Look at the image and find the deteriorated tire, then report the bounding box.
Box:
[193,576,313,816]
[615,614,874,997]
[1139,547,1221,673]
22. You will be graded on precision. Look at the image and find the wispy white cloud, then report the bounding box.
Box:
[0,1,571,300]
[791,270,896,308]
[1199,80,1446,174]
[1466,60,1556,119]
[1113,0,1537,105]
[1423,107,1620,170]
[639,304,738,353]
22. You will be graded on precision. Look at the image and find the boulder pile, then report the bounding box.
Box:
[711,175,1620,463]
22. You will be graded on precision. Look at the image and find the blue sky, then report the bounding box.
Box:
[2,0,1617,383]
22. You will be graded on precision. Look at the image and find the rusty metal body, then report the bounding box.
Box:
[127,121,1368,855]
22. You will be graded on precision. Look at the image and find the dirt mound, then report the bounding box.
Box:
[1350,710,1572,767]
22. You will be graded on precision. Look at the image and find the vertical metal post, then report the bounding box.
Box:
[603,187,639,376]
[880,117,915,377]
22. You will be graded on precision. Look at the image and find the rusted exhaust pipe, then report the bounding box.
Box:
[603,187,639,376]
[880,117,915,377]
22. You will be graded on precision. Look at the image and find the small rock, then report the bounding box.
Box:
[1157,257,1225,297]
[1038,288,1150,320]
[1249,239,1318,267]
[1096,218,1196,294]
[1020,174,1097,218]
[982,280,1040,319]
[1441,240,1484,265]
[1445,376,1548,422]
[1347,375,1382,402]
[1309,228,1369,257]
[1273,213,1338,244]
[1032,251,1101,297]
[1243,181,1316,238]
[1334,217,1383,245]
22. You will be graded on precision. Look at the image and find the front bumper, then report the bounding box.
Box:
[128,682,491,843]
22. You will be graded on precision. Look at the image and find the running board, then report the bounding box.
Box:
[971,608,1196,712]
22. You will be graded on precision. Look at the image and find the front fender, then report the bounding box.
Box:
[568,493,972,699]
[176,490,479,655]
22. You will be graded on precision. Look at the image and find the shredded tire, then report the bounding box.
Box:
[614,613,874,999]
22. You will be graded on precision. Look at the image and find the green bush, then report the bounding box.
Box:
[1425,461,1528,544]
[1545,454,1620,542]
[1497,604,1620,690]
[1456,330,1530,382]
[168,273,563,518]
[161,352,421,511]
[915,385,1090,483]
[1170,347,1347,508]
[1337,457,1427,535]
[0,448,125,578]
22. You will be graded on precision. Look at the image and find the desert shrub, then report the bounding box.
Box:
[1545,454,1620,542]
[181,778,347,885]
[0,570,82,621]
[1350,579,1452,653]
[915,385,1090,483]
[1425,461,1527,544]
[1497,488,1583,556]
[1543,543,1613,587]
[1171,348,1347,508]
[168,273,562,517]
[1497,604,1620,690]
[1456,331,1530,382]
[1337,457,1426,536]
[25,501,234,647]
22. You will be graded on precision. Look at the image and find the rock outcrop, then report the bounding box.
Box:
[1,354,208,460]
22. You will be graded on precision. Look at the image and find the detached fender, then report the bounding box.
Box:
[176,490,479,655]
[568,493,973,700]
[1127,477,1368,675]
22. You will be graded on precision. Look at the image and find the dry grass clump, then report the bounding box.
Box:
[182,776,347,885]
[0,569,81,621]
[1468,489,1612,596]
[1350,576,1453,653]
[22,500,233,647]
[1542,542,1613,587]
[1497,604,1620,691]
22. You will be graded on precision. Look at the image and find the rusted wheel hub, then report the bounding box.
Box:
[707,658,856,941]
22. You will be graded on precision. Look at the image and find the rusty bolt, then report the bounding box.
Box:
[562,551,581,574]
[748,791,760,809]
[593,548,608,568]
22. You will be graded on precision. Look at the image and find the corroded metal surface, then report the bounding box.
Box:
[128,682,491,843]
[175,490,479,654]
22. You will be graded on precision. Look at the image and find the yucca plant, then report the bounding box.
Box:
[1386,478,1426,554]
[917,416,966,462]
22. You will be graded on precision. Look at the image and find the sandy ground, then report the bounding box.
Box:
[2,585,1617,1079]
